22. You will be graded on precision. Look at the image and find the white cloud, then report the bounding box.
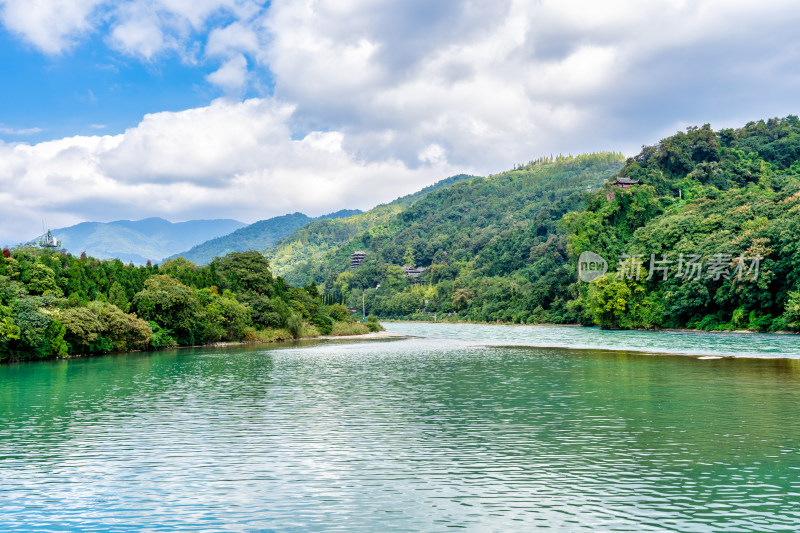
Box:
[0,0,106,54]
[0,99,463,244]
[2,0,800,243]
[418,144,446,166]
[0,0,265,58]
[0,125,43,135]
[206,54,249,93]
[108,7,166,61]
[205,20,260,58]
[100,98,292,183]
[257,0,800,165]
[106,0,264,61]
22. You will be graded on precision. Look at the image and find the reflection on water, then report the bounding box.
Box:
[1,330,799,531]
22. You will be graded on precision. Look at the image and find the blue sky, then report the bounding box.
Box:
[0,30,213,141]
[0,2,270,142]
[1,0,800,244]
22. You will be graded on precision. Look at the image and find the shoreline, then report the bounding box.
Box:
[190,326,791,360]
[4,322,796,365]
[378,319,798,336]
[313,331,408,341]
[478,342,786,361]
[200,330,408,348]
[0,329,408,365]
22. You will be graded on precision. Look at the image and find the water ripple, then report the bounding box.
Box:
[1,334,799,531]
[383,322,800,358]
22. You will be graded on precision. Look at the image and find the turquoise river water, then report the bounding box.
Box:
[1,322,799,531]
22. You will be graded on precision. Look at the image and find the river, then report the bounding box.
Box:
[1,322,798,531]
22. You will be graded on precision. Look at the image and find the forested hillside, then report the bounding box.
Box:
[267,174,475,281]
[274,117,800,333]
[314,117,800,332]
[285,153,625,322]
[565,117,800,331]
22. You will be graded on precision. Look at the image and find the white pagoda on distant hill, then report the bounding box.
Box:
[39,229,62,249]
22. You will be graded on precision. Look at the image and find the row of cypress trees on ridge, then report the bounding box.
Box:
[0,248,379,362]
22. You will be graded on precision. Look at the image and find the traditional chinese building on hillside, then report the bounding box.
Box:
[612,177,639,189]
[350,251,366,269]
[606,177,640,201]
[402,265,427,279]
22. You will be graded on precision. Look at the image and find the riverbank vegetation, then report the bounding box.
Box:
[0,249,377,362]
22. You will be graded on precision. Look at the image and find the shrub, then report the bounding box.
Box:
[328,304,351,322]
[783,291,800,331]
[748,311,773,332]
[365,315,383,332]
[148,321,177,348]
[286,313,303,339]
[731,307,747,329]
[330,322,370,336]
[697,314,721,331]
[312,313,334,335]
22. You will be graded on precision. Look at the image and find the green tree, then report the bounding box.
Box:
[286,313,303,339]
[214,251,274,295]
[783,291,800,331]
[108,281,130,312]
[10,296,68,358]
[132,275,205,345]
[201,289,251,342]
[159,257,199,286]
[585,270,663,329]
[28,263,61,296]
[58,306,103,351]
[402,247,416,267]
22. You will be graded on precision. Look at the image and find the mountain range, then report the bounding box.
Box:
[164,209,362,265]
[41,217,247,265]
[40,210,364,266]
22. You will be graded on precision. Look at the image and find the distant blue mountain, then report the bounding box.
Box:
[166,209,362,265]
[45,217,247,265]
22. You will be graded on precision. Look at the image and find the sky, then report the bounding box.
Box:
[1,0,800,244]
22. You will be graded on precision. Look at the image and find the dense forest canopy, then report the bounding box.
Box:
[565,116,800,331]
